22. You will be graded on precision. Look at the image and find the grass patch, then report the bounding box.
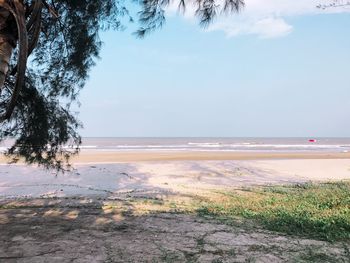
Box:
[196,181,350,241]
[297,247,339,262]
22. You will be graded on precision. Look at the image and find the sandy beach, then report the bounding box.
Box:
[1,150,350,165]
[72,150,350,163]
[1,151,349,262]
[0,150,349,199]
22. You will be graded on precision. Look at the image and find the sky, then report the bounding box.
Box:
[79,0,350,137]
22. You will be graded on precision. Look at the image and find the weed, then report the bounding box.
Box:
[298,247,338,262]
[197,181,350,241]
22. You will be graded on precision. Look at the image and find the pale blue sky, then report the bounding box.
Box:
[79,2,350,137]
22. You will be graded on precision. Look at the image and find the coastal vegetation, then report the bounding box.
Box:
[195,181,350,241]
[1,181,349,261]
[102,180,350,242]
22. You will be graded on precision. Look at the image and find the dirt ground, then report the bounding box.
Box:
[1,161,350,262]
[1,197,349,263]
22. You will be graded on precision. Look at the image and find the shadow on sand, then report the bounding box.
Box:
[0,195,349,263]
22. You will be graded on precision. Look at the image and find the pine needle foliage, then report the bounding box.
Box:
[0,0,244,170]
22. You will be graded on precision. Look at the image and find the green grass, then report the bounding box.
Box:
[196,181,350,241]
[297,248,339,262]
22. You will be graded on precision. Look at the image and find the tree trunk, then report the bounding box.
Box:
[0,38,13,90]
[0,7,14,92]
[0,0,28,122]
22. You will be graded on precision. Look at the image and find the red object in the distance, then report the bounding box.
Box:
[309,139,316,143]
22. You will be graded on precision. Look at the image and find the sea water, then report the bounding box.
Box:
[75,137,350,153]
[1,137,349,153]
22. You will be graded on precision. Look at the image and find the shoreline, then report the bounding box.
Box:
[70,150,350,163]
[1,150,350,164]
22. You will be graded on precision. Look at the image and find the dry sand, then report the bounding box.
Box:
[0,156,349,199]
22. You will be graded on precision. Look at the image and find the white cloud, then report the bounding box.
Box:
[168,0,350,38]
[208,17,293,38]
[250,17,293,38]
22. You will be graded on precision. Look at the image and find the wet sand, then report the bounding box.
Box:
[70,150,350,163]
[0,150,349,165]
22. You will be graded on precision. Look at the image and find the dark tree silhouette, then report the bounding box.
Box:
[0,0,244,169]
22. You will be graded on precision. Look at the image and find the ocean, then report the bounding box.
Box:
[74,137,350,153]
[1,137,349,153]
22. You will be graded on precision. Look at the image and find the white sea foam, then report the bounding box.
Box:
[35,138,350,153]
[78,145,98,149]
